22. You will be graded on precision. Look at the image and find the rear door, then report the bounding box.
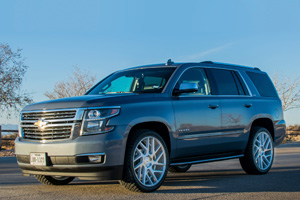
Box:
[206,68,254,152]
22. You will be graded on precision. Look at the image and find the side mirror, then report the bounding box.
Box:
[173,83,198,95]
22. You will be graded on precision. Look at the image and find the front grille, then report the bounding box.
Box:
[21,109,79,141]
[22,110,76,121]
[22,126,73,140]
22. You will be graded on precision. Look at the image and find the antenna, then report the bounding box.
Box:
[166,59,174,66]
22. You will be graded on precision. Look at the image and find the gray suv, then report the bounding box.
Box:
[15,60,286,192]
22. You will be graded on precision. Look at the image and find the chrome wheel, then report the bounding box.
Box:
[133,136,166,187]
[253,131,273,171]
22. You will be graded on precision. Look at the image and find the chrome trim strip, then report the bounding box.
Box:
[21,119,77,123]
[170,155,244,166]
[236,70,253,96]
[76,153,105,157]
[178,130,243,139]
[76,153,106,164]
[162,64,182,93]
[21,124,75,128]
[21,108,81,113]
[21,108,86,121]
[85,106,121,110]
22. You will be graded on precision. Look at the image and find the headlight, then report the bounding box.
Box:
[81,107,120,135]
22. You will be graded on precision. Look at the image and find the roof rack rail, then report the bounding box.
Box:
[200,61,214,64]
[254,67,261,71]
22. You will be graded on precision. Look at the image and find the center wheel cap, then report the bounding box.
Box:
[144,156,152,167]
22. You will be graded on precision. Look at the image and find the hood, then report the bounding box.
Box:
[22,93,148,111]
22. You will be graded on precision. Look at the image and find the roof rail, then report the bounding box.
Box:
[254,67,261,71]
[200,61,214,64]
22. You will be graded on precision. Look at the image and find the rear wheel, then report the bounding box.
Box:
[169,164,192,173]
[35,175,75,185]
[120,129,169,192]
[240,127,274,174]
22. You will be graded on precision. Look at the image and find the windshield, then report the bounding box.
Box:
[87,67,176,95]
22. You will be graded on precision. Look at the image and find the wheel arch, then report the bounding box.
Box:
[250,117,275,140]
[127,121,172,156]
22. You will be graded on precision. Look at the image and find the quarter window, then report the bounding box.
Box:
[246,71,277,97]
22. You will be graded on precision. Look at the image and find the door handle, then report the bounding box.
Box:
[208,104,219,109]
[244,104,252,108]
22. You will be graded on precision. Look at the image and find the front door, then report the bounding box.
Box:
[172,67,222,157]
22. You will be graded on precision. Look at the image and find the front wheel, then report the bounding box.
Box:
[35,175,75,185]
[120,129,169,192]
[240,127,274,174]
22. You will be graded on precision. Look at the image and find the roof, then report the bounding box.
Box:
[119,60,261,72]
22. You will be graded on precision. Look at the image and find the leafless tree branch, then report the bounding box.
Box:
[45,66,97,99]
[272,73,300,111]
[0,43,33,117]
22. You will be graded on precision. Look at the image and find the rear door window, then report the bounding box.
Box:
[207,69,239,95]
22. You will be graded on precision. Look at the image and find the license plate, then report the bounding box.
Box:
[30,153,47,166]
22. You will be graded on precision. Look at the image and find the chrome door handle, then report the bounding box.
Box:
[244,104,252,108]
[208,104,219,109]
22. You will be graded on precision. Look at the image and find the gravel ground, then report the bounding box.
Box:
[0,150,15,157]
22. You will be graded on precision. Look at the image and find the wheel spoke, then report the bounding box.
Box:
[134,149,143,162]
[152,169,164,173]
[142,166,147,184]
[149,169,158,182]
[263,156,270,166]
[139,142,147,153]
[264,138,270,149]
[134,162,143,170]
[147,174,153,185]
[151,137,155,155]
[155,151,164,162]
[154,145,161,155]
[146,137,150,154]
[255,152,260,161]
[138,165,142,180]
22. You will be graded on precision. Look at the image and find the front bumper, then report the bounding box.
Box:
[15,125,127,180]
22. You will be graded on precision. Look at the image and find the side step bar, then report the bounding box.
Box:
[170,154,244,166]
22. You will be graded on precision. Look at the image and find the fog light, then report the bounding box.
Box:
[88,155,102,163]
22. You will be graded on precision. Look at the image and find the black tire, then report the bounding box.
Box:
[35,175,75,185]
[119,129,169,193]
[169,164,192,173]
[240,126,274,175]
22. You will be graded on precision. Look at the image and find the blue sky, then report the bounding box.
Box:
[1,0,300,125]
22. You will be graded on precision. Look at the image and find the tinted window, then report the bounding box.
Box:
[233,71,250,95]
[175,68,211,95]
[247,71,277,97]
[209,69,239,95]
[232,71,248,95]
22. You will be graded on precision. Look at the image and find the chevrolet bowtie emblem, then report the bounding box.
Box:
[34,119,48,130]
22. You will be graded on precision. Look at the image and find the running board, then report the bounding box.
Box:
[170,154,244,166]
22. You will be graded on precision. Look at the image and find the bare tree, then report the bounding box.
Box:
[45,66,97,99]
[272,73,300,111]
[0,43,32,117]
